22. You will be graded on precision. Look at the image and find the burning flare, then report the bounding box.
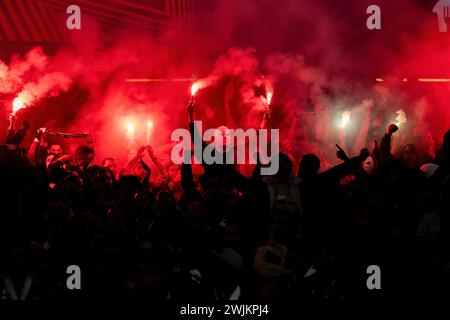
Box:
[12,97,26,114]
[340,111,351,128]
[266,91,273,105]
[263,79,274,106]
[395,109,407,127]
[127,122,135,134]
[191,82,199,96]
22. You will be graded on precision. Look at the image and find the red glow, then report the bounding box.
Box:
[1,2,449,167]
[125,78,193,83]
[146,121,153,144]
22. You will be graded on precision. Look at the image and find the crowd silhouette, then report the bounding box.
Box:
[1,101,449,303]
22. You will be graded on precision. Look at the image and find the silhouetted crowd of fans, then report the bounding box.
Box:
[1,108,450,303]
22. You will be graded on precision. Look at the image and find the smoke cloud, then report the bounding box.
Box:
[1,0,449,168]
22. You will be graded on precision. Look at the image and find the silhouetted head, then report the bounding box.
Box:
[48,144,63,155]
[165,161,180,180]
[102,157,117,175]
[45,153,57,171]
[133,160,147,179]
[360,148,377,175]
[298,154,320,179]
[75,145,95,168]
[362,155,377,175]
[156,189,176,211]
[119,175,141,200]
[443,129,450,161]
[99,167,115,190]
[275,153,293,182]
[400,144,419,169]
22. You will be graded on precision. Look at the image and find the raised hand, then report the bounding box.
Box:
[263,106,273,121]
[336,144,349,162]
[35,127,46,140]
[386,124,399,135]
[9,114,16,126]
[187,100,195,116]
[359,148,370,161]
[136,146,146,158]
[146,145,155,160]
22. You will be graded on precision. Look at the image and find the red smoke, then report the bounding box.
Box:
[1,0,450,169]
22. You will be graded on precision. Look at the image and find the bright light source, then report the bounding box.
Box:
[127,122,135,134]
[417,78,450,83]
[340,111,351,128]
[266,91,273,105]
[191,83,199,96]
[395,109,407,127]
[12,97,25,113]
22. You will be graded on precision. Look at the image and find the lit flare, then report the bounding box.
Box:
[395,109,407,127]
[12,97,26,114]
[340,111,351,128]
[191,82,199,96]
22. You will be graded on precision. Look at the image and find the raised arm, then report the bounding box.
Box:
[187,99,208,154]
[320,150,370,182]
[146,145,166,176]
[139,159,152,187]
[6,119,30,146]
[5,114,16,143]
[335,144,350,162]
[120,146,146,177]
[28,128,46,165]
[260,106,273,129]
[380,124,398,164]
[181,163,201,201]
